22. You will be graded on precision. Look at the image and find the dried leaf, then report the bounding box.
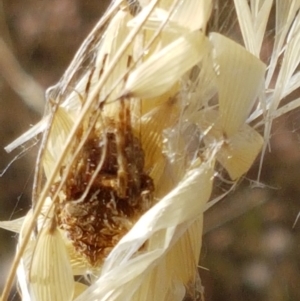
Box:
[29,226,74,301]
[165,0,212,31]
[0,216,26,233]
[45,107,74,170]
[209,32,266,137]
[217,124,263,180]
[140,98,179,186]
[124,31,210,98]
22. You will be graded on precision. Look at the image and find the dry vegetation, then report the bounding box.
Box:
[0,1,300,301]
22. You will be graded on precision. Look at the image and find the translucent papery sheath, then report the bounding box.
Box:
[5,0,300,301]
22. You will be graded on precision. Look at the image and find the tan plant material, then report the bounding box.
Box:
[1,1,300,301]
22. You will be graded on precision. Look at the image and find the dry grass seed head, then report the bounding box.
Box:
[3,1,300,301]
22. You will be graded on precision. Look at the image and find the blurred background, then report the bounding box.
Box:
[0,1,300,301]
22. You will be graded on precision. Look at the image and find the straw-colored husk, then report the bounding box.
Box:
[1,1,300,301]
